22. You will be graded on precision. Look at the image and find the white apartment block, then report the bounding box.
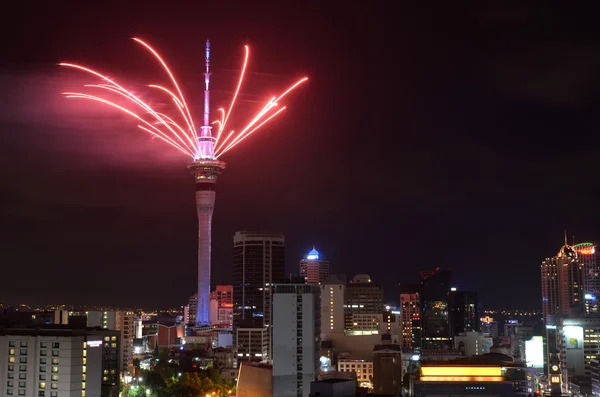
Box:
[60,310,135,375]
[272,284,320,397]
[235,328,269,363]
[0,330,106,397]
[337,358,373,384]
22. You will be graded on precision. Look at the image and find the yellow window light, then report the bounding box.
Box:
[421,376,504,382]
[421,366,501,377]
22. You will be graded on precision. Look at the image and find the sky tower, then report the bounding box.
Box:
[60,39,308,328]
[188,40,226,326]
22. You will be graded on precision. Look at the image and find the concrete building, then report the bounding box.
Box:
[272,283,321,397]
[236,362,272,397]
[59,311,134,376]
[299,248,330,284]
[541,243,584,322]
[399,284,421,350]
[210,286,233,326]
[0,327,120,397]
[235,328,269,363]
[454,331,493,357]
[337,358,373,387]
[372,336,402,395]
[345,275,383,334]
[557,316,600,378]
[591,358,600,396]
[320,275,346,335]
[232,231,285,363]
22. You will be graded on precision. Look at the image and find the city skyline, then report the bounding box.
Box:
[2,3,600,310]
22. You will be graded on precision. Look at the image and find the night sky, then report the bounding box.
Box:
[2,2,600,310]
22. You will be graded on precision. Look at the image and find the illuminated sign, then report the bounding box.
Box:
[563,326,583,349]
[525,336,544,368]
[574,243,596,255]
[421,366,501,377]
[87,340,103,348]
[585,294,596,300]
[421,376,503,382]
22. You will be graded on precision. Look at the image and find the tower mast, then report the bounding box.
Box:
[198,40,215,159]
[189,39,226,326]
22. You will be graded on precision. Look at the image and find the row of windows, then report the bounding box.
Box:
[6,382,58,389]
[7,342,59,348]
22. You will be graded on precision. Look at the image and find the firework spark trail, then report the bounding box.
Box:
[218,106,287,157]
[147,84,198,139]
[214,97,276,156]
[60,63,198,154]
[84,83,197,153]
[60,38,307,160]
[132,38,198,142]
[214,45,249,150]
[64,93,193,156]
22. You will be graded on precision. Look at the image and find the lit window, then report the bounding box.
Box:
[51,376,58,382]
[51,359,58,365]
[51,384,58,390]
[8,357,15,363]
[39,383,46,389]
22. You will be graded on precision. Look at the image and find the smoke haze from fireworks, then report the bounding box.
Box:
[59,38,308,160]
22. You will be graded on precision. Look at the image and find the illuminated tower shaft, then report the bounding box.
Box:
[189,40,225,326]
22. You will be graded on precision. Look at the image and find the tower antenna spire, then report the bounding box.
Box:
[564,229,568,245]
[198,39,214,158]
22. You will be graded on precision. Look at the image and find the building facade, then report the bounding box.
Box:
[541,243,584,322]
[232,231,285,363]
[400,284,421,350]
[449,289,480,336]
[345,275,383,334]
[320,276,346,335]
[0,327,120,397]
[420,268,452,350]
[272,284,321,397]
[573,242,599,315]
[210,285,233,326]
[299,248,330,284]
[373,342,402,395]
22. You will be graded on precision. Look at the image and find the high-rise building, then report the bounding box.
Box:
[232,231,285,363]
[399,283,421,350]
[185,294,198,326]
[0,327,120,397]
[210,285,233,326]
[272,283,321,397]
[420,268,452,350]
[449,289,479,336]
[345,275,383,333]
[115,311,134,374]
[320,275,346,335]
[573,242,599,314]
[299,247,330,284]
[541,243,584,322]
